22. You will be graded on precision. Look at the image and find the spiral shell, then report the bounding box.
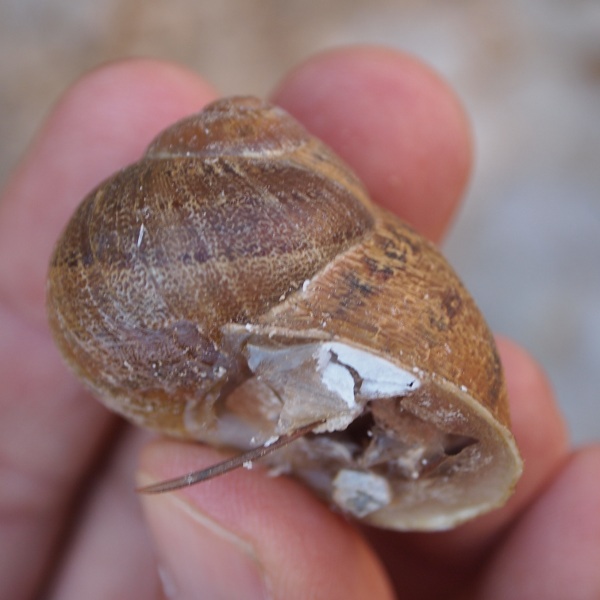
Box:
[47,96,522,530]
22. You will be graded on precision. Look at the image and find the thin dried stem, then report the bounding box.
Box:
[137,421,322,494]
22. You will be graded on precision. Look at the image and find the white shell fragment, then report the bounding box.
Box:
[246,341,420,434]
[333,469,393,518]
[318,342,420,401]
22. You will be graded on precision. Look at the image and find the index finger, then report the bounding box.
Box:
[272,46,473,241]
[0,60,218,600]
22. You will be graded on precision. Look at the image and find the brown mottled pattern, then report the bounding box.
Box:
[47,97,373,433]
[255,208,511,429]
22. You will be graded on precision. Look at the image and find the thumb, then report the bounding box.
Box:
[140,483,267,599]
[138,440,394,600]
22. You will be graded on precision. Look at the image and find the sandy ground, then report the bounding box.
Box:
[0,0,598,442]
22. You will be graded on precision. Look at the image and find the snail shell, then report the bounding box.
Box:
[47,96,522,531]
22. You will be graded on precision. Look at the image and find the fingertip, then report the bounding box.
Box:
[138,439,394,600]
[272,45,473,241]
[31,58,218,232]
[496,336,570,466]
[479,446,600,599]
[0,58,217,325]
[46,59,218,165]
[11,57,217,211]
[139,482,271,600]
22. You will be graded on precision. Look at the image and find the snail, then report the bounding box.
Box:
[47,96,522,531]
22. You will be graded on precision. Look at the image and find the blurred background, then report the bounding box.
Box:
[0,0,598,442]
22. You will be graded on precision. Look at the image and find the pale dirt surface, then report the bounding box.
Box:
[0,0,598,442]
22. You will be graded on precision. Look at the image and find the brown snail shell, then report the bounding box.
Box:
[47,96,522,531]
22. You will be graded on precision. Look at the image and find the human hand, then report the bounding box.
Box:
[1,47,598,600]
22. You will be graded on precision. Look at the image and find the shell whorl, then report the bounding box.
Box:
[47,96,374,429]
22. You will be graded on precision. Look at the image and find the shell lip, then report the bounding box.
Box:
[217,324,523,530]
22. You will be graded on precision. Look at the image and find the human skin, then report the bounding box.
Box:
[0,46,598,600]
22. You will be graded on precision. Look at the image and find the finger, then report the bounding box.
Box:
[363,338,570,597]
[478,446,600,600]
[46,428,161,600]
[271,45,473,242]
[0,60,216,600]
[0,58,217,326]
[138,442,395,600]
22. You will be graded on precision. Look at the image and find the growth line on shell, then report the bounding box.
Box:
[137,420,323,494]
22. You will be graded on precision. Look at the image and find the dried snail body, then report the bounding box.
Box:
[47,96,522,531]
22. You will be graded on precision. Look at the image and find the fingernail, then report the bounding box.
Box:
[141,487,270,600]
